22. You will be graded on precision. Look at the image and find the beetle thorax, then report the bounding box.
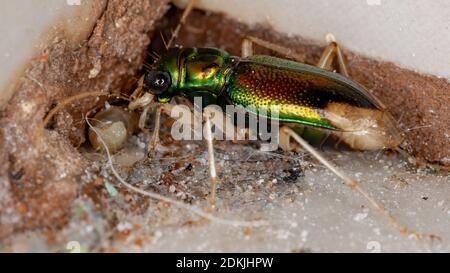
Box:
[178,48,237,97]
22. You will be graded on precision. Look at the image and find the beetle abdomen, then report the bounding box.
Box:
[226,56,377,127]
[224,55,403,150]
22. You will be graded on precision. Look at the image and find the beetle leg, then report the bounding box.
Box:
[138,105,151,131]
[278,125,303,153]
[167,0,197,48]
[280,125,437,240]
[316,43,336,71]
[147,105,162,152]
[241,36,306,62]
[147,103,177,154]
[317,34,349,77]
[126,77,167,154]
[241,38,253,58]
[203,107,219,211]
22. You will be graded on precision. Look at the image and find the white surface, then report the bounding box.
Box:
[175,0,450,80]
[5,145,450,253]
[0,0,106,108]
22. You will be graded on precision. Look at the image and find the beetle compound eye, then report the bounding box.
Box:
[143,71,171,95]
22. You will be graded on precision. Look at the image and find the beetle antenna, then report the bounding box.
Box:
[38,91,111,139]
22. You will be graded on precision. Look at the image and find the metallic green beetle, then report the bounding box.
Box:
[142,47,403,151]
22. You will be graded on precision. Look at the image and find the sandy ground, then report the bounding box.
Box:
[2,131,449,253]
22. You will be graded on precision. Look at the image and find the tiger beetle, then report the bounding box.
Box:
[45,0,436,240]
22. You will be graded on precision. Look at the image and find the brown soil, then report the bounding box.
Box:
[0,0,169,239]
